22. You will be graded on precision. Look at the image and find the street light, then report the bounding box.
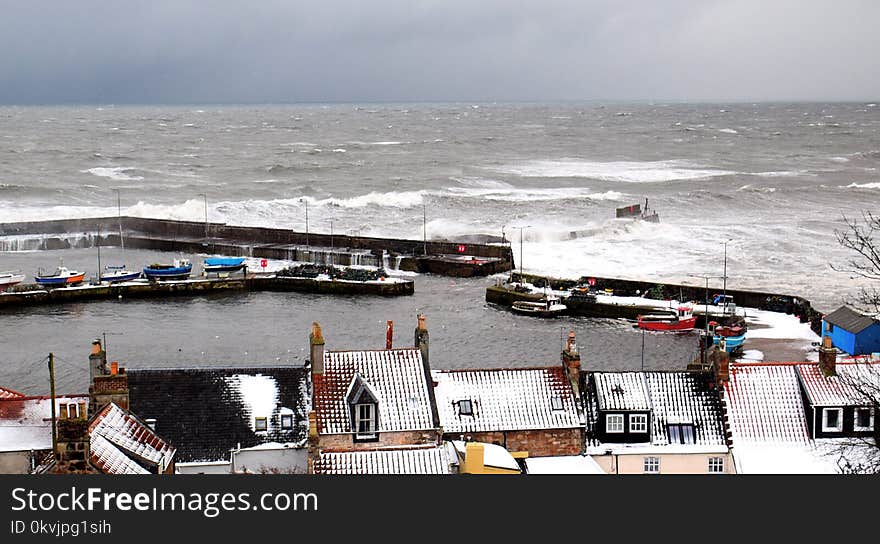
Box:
[722,239,733,316]
[300,198,310,247]
[686,273,726,338]
[114,188,124,252]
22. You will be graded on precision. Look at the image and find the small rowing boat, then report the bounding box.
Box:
[204,257,246,273]
[101,265,141,283]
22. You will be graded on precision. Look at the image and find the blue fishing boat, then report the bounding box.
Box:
[101,265,141,283]
[203,257,246,273]
[143,259,192,280]
[709,322,746,354]
[35,267,86,286]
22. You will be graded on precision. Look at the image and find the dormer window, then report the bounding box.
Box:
[854,407,874,431]
[668,423,695,444]
[550,397,564,411]
[458,400,474,416]
[281,414,294,430]
[606,414,624,433]
[630,414,648,433]
[346,373,380,441]
[822,408,843,432]
[355,403,376,435]
[254,417,268,432]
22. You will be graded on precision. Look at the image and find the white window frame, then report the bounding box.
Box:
[708,456,725,474]
[606,414,625,433]
[254,417,268,432]
[854,407,874,432]
[822,407,843,432]
[355,403,377,436]
[65,403,80,419]
[280,413,294,430]
[629,414,648,433]
[643,456,660,474]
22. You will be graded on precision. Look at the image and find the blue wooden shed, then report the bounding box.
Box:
[822,306,880,356]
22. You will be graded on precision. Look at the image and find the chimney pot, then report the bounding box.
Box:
[110,362,118,375]
[386,320,394,350]
[310,322,325,376]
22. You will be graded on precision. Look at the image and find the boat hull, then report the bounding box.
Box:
[101,271,142,283]
[511,301,567,318]
[713,333,745,353]
[35,273,85,286]
[638,316,697,331]
[143,265,192,280]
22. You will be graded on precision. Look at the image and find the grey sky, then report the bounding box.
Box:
[1,0,878,104]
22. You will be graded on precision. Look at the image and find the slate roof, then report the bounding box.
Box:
[724,364,810,444]
[127,367,308,463]
[89,402,176,474]
[586,371,726,448]
[313,349,436,434]
[313,445,454,474]
[0,395,89,453]
[824,306,878,334]
[796,362,880,407]
[433,367,583,433]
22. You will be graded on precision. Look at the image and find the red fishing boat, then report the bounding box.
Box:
[637,306,697,331]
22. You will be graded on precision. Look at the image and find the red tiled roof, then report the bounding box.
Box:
[797,362,880,407]
[89,403,176,474]
[313,348,435,434]
[724,364,810,444]
[313,445,453,474]
[0,386,25,400]
[433,367,582,433]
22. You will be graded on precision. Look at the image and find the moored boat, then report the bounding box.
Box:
[143,259,192,280]
[511,296,567,318]
[203,257,246,273]
[637,306,697,331]
[709,321,746,353]
[35,267,86,287]
[100,265,141,283]
[0,271,25,292]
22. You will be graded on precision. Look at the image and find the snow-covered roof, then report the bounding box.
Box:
[724,364,810,444]
[313,445,454,474]
[0,395,89,453]
[451,440,521,471]
[732,443,838,474]
[128,367,308,463]
[587,371,726,449]
[432,367,582,433]
[593,373,651,411]
[797,362,880,407]
[0,386,24,400]
[313,348,436,434]
[89,402,176,474]
[525,455,606,474]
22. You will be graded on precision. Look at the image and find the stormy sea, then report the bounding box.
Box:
[1,102,877,393]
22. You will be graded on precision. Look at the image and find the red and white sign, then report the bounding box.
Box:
[260,259,268,269]
[588,277,596,286]
[457,244,466,253]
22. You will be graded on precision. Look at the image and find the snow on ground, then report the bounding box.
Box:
[743,308,819,341]
[739,349,764,362]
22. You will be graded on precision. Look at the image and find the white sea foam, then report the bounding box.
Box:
[83,167,144,182]
[737,185,777,193]
[251,179,281,184]
[749,171,805,178]
[829,156,850,162]
[302,191,427,209]
[493,159,734,183]
[844,182,880,189]
[718,128,739,134]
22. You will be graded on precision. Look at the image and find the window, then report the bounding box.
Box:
[822,408,843,432]
[854,407,874,431]
[826,322,834,333]
[643,457,660,474]
[355,403,376,435]
[630,414,648,433]
[606,414,624,433]
[280,414,293,430]
[550,397,564,411]
[708,457,725,474]
[458,400,473,416]
[254,417,268,432]
[64,403,80,419]
[668,423,696,444]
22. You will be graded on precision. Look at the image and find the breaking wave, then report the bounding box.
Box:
[493,159,734,183]
[844,182,880,189]
[83,167,144,181]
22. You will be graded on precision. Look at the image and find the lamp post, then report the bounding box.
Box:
[423,203,427,256]
[114,188,124,252]
[722,239,732,316]
[300,198,310,247]
[687,274,726,337]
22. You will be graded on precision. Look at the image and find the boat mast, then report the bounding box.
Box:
[115,188,124,253]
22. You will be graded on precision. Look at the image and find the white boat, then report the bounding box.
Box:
[0,271,25,292]
[511,296,568,318]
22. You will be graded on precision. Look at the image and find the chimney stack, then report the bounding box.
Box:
[310,322,325,375]
[562,331,581,394]
[386,320,394,350]
[819,335,837,376]
[414,314,429,366]
[110,361,119,375]
[88,339,107,381]
[712,348,730,384]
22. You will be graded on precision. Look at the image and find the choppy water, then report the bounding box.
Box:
[2,102,878,393]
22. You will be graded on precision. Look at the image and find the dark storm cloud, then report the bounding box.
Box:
[0,0,877,103]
